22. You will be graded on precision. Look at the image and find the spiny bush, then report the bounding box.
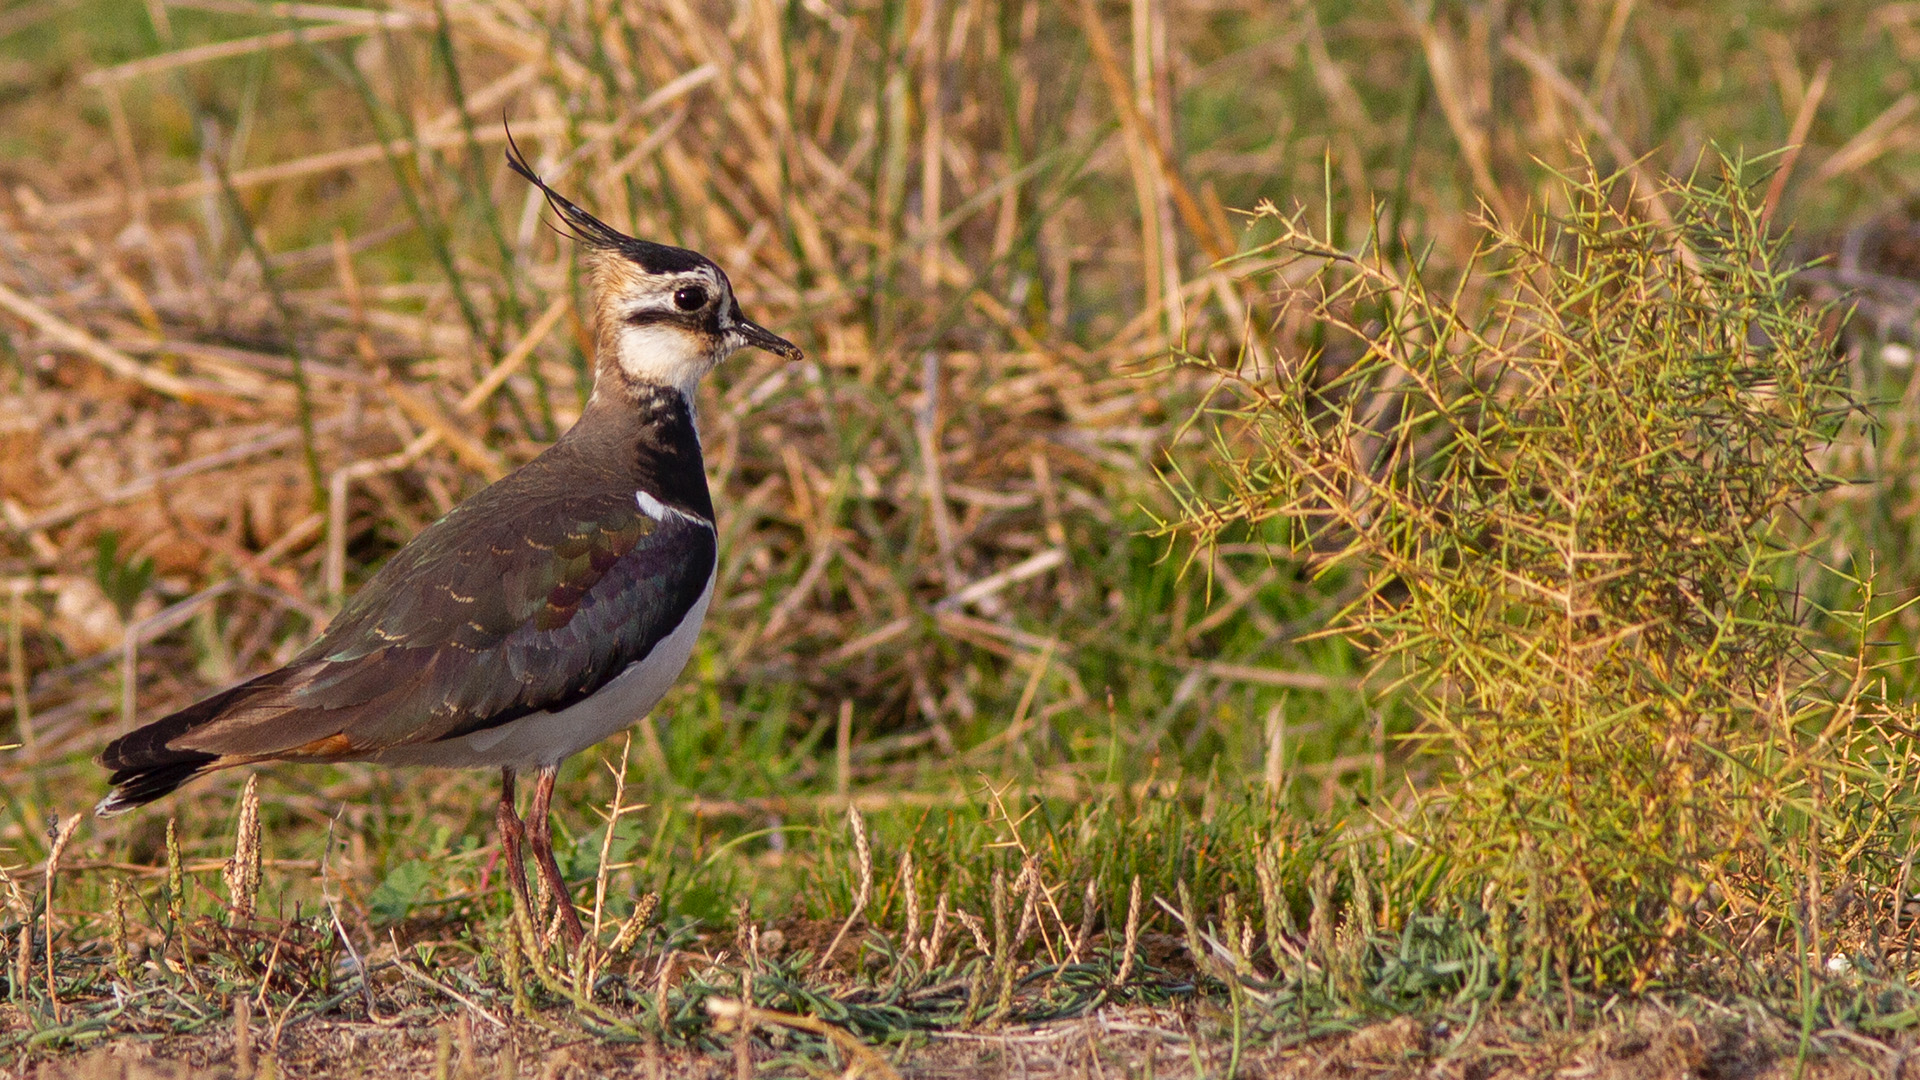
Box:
[1177,150,1920,993]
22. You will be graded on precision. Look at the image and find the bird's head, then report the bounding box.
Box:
[506,137,801,403]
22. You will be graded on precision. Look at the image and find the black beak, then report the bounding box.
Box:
[732,313,804,361]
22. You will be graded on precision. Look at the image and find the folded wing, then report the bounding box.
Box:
[99,486,714,805]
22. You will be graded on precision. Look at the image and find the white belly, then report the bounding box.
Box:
[370,576,713,769]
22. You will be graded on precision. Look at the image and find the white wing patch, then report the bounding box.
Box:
[635,489,711,527]
[635,490,671,520]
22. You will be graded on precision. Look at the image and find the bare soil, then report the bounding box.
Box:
[8,1001,1917,1079]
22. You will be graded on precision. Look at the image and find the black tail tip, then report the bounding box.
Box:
[95,758,215,817]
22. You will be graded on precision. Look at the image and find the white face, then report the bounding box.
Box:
[607,267,733,399]
[588,250,800,404]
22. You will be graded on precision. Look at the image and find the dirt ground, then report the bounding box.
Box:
[8,1001,1919,1079]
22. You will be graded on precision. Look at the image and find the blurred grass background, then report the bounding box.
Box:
[2,0,1920,1071]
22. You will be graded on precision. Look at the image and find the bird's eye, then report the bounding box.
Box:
[673,285,709,312]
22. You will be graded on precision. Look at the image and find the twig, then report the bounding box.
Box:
[1760,59,1832,232]
[7,585,33,757]
[457,294,571,415]
[1069,0,1232,263]
[387,931,506,1029]
[321,815,389,1023]
[0,282,208,403]
[1813,92,1919,183]
[83,18,423,86]
[706,998,902,1080]
[1500,37,1698,273]
[933,550,1065,613]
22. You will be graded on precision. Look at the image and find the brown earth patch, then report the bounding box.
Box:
[9,1002,1920,1079]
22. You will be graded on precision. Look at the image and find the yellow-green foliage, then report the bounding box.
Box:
[1180,151,1920,991]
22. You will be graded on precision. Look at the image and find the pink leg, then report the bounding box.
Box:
[495,768,536,931]
[526,764,585,946]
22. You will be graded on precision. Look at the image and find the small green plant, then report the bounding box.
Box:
[367,859,434,924]
[91,530,154,622]
[1176,149,1920,993]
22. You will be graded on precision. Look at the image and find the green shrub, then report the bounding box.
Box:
[1177,150,1918,993]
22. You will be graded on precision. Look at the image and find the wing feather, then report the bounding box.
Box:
[168,487,713,759]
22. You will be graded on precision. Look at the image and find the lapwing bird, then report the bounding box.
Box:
[96,139,801,945]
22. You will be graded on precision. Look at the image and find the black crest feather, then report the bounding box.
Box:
[504,125,707,275]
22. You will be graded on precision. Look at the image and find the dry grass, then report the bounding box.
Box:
[1,0,1920,1076]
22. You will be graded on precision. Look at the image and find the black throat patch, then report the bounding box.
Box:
[624,386,714,522]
